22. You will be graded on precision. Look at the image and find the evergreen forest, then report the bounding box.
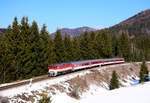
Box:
[0,17,150,83]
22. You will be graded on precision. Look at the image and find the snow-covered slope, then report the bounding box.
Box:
[52,82,150,103]
[0,62,150,103]
[78,82,150,103]
[0,71,91,97]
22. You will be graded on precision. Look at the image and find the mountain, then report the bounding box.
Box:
[0,26,96,38]
[51,26,96,38]
[1,9,150,37]
[0,28,6,36]
[106,9,150,36]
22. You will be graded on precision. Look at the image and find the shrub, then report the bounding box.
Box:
[38,94,52,103]
[70,86,80,99]
[110,70,119,90]
[139,59,149,83]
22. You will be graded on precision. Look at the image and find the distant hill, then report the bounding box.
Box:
[106,9,150,36]
[1,9,150,37]
[0,26,96,38]
[0,28,6,36]
[51,26,96,38]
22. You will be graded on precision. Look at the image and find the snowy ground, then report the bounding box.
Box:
[79,82,150,103]
[0,70,91,97]
[0,62,150,103]
[52,82,150,103]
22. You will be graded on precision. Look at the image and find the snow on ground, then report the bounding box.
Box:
[0,70,91,97]
[51,84,108,103]
[78,82,150,103]
[51,82,150,103]
[120,75,139,86]
[0,79,29,88]
[52,92,78,103]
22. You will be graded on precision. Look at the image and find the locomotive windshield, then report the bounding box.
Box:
[48,66,56,68]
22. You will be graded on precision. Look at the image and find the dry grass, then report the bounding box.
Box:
[69,86,80,99]
[0,96,9,103]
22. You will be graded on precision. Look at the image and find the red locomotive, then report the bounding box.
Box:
[48,58,125,76]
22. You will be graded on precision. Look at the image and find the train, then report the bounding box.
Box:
[48,58,125,76]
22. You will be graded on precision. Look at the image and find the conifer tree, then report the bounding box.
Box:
[72,36,81,61]
[139,59,149,83]
[95,30,112,58]
[118,33,131,60]
[20,17,30,43]
[135,35,150,61]
[79,31,90,60]
[39,24,56,73]
[54,29,67,63]
[24,20,40,77]
[88,31,99,59]
[89,31,95,41]
[17,17,30,79]
[0,26,12,83]
[6,17,22,80]
[64,34,73,62]
[111,34,118,57]
[110,71,119,90]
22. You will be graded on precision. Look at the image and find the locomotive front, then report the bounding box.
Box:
[48,65,57,76]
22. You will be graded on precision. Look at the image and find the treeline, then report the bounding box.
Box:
[0,17,150,83]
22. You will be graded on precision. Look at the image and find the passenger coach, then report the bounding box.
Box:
[48,58,125,76]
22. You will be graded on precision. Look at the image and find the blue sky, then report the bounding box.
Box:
[0,0,149,33]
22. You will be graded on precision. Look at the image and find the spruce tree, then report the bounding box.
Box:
[110,71,119,90]
[64,34,73,62]
[54,29,67,63]
[95,30,112,58]
[72,36,81,61]
[17,17,30,79]
[0,26,12,83]
[111,34,118,57]
[23,20,40,78]
[79,31,90,60]
[118,33,131,60]
[39,24,56,73]
[139,59,149,83]
[135,35,150,61]
[11,17,21,80]
[5,17,22,81]
[88,31,99,59]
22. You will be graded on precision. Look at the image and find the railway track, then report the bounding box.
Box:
[0,75,50,91]
[0,65,103,91]
[0,62,136,91]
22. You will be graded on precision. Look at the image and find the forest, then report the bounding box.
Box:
[0,17,150,83]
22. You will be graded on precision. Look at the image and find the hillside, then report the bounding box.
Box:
[0,28,6,36]
[106,9,150,36]
[1,62,150,102]
[51,26,96,38]
[51,9,150,37]
[79,82,150,103]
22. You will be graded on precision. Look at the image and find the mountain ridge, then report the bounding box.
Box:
[106,9,150,35]
[51,26,96,38]
[0,28,6,36]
